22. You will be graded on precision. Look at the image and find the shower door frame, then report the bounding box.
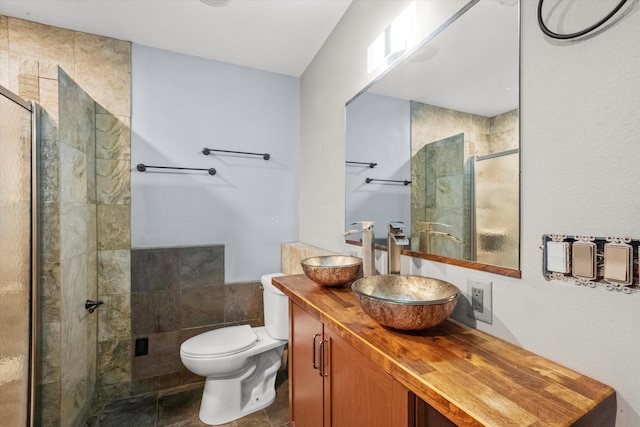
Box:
[0,84,39,427]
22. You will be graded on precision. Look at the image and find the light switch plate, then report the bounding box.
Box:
[603,243,633,285]
[572,241,597,280]
[546,241,570,273]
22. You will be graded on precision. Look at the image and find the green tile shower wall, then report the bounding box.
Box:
[57,70,99,427]
[129,245,264,394]
[416,133,469,260]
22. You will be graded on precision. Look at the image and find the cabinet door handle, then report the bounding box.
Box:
[312,333,321,370]
[318,339,328,377]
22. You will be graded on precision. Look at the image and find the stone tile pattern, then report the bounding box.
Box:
[58,69,99,427]
[413,132,469,260]
[87,379,289,427]
[0,15,132,427]
[129,245,265,394]
[410,102,518,259]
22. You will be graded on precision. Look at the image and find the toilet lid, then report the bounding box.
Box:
[181,325,257,358]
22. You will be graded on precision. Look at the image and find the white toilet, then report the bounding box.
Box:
[180,273,288,425]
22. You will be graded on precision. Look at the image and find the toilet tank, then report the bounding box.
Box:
[261,273,289,340]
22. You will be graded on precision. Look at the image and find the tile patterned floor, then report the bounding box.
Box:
[86,378,289,427]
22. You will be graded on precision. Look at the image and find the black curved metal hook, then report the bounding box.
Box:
[538,0,629,40]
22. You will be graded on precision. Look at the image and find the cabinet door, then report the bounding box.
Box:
[324,326,410,427]
[415,397,457,427]
[290,303,324,427]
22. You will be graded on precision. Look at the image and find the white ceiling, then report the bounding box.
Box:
[368,0,519,117]
[0,0,353,77]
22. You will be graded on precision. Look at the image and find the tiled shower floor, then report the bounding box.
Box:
[86,379,289,427]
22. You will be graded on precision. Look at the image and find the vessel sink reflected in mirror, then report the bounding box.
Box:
[351,275,460,330]
[300,255,363,287]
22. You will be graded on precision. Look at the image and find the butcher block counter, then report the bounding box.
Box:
[273,274,615,427]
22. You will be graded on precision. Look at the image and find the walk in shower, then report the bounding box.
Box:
[411,138,519,270]
[410,102,520,271]
[0,67,105,426]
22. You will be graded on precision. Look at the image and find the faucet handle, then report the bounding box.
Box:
[389,221,405,231]
[388,221,409,245]
[351,221,374,230]
[419,222,451,231]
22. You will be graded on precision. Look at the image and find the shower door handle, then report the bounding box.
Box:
[311,333,321,370]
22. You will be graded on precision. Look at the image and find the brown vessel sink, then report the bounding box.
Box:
[351,275,460,330]
[300,255,363,287]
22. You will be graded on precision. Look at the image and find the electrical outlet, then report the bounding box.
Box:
[471,287,483,312]
[135,337,149,356]
[467,278,492,324]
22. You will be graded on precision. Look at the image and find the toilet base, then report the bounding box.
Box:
[198,345,284,425]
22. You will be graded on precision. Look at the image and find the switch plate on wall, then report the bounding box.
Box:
[467,278,492,324]
[546,241,571,273]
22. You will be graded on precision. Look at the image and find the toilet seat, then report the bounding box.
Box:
[181,325,257,358]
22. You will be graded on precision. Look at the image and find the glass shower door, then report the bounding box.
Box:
[474,149,519,269]
[0,86,34,426]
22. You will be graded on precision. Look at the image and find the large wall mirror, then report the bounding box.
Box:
[345,0,521,277]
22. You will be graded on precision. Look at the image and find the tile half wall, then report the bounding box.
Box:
[125,245,264,394]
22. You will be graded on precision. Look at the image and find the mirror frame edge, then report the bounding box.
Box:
[346,240,522,278]
[345,0,480,108]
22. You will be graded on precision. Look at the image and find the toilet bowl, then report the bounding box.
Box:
[179,273,288,425]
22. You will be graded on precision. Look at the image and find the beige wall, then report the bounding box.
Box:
[300,1,640,425]
[0,16,131,426]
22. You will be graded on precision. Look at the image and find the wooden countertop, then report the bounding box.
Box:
[273,274,616,427]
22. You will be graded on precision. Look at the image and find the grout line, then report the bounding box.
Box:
[154,393,159,427]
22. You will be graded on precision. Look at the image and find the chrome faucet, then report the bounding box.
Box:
[418,222,461,254]
[344,221,375,276]
[387,221,409,274]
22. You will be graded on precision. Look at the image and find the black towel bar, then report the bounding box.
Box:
[365,178,411,186]
[346,161,377,168]
[203,147,270,160]
[136,163,217,175]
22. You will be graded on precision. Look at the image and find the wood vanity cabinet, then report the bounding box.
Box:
[290,302,443,427]
[289,302,324,427]
[278,275,615,427]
